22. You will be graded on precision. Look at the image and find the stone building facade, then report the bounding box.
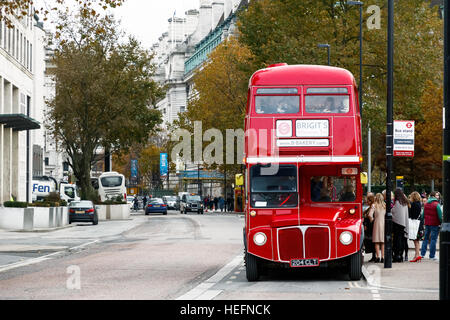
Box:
[0,10,46,203]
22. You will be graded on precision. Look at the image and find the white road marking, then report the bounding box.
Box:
[68,240,99,251]
[0,251,60,273]
[0,240,99,273]
[176,254,244,300]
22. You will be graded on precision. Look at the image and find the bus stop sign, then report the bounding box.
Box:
[393,121,415,157]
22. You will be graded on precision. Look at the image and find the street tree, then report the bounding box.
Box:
[46,10,164,200]
[0,0,124,26]
[113,134,172,193]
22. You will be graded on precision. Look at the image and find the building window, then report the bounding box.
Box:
[32,145,44,177]
[26,40,29,69]
[20,93,26,114]
[63,161,69,172]
[16,27,19,60]
[8,26,11,52]
[12,27,15,57]
[20,33,23,64]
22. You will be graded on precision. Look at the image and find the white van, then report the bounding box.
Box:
[97,171,127,202]
[32,177,80,203]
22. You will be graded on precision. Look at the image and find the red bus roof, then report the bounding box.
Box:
[250,64,356,87]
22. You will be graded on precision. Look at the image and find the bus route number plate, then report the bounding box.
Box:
[290,258,320,268]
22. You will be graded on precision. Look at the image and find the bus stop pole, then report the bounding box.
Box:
[384,0,394,269]
[441,0,450,301]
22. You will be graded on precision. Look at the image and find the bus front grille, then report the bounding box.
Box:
[278,226,330,262]
[278,228,303,261]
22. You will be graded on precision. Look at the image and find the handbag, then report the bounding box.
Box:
[408,218,421,240]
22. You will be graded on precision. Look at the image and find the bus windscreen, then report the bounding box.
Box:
[100,176,123,188]
[250,165,298,208]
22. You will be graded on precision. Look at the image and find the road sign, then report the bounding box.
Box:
[393,120,415,157]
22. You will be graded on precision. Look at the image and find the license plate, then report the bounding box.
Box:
[75,210,85,214]
[290,258,320,268]
[154,205,160,207]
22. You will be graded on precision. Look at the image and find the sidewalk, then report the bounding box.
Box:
[362,239,440,299]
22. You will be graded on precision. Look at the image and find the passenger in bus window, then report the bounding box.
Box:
[338,97,350,113]
[327,177,337,201]
[340,184,356,202]
[323,97,337,113]
[319,188,332,202]
[256,96,275,114]
[276,97,298,114]
[311,176,324,202]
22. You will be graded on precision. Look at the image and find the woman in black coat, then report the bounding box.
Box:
[408,191,423,262]
[363,193,376,262]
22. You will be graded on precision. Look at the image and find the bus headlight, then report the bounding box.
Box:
[349,208,356,215]
[253,232,267,246]
[339,231,353,245]
[250,210,257,217]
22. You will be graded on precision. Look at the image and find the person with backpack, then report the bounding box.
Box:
[420,191,443,261]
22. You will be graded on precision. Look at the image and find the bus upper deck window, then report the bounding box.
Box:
[255,96,299,114]
[307,88,348,94]
[305,95,350,114]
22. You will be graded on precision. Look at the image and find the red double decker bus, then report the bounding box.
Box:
[244,64,363,281]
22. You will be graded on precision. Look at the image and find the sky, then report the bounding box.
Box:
[113,0,199,49]
[35,0,200,49]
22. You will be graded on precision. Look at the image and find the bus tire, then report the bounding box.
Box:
[245,251,260,282]
[349,250,362,281]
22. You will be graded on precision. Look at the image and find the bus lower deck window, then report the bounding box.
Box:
[311,176,356,203]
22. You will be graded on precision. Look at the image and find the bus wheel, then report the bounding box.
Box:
[349,250,362,281]
[245,251,260,282]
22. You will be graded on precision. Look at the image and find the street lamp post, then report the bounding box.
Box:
[441,0,450,301]
[348,1,369,193]
[348,1,364,118]
[318,44,331,66]
[384,0,394,269]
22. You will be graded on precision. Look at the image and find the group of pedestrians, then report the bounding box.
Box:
[364,189,442,263]
[203,195,234,212]
[132,195,149,211]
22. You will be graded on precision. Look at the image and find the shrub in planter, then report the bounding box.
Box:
[3,201,28,208]
[29,202,51,207]
[101,195,126,205]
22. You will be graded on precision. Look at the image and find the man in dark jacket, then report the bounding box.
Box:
[420,192,443,260]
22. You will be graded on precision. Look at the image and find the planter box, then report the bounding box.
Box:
[95,204,130,221]
[0,207,69,231]
[34,207,68,229]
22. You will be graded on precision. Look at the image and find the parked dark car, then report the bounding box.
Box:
[145,198,168,215]
[68,200,98,225]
